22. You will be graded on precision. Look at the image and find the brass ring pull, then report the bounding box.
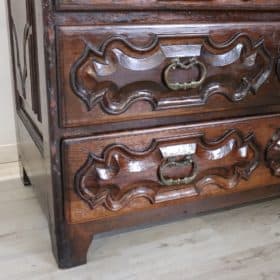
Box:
[159,155,198,186]
[164,58,207,91]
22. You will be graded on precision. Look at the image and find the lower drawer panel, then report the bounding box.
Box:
[62,115,280,223]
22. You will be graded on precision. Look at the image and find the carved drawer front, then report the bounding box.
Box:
[62,115,280,224]
[58,24,280,128]
[55,0,280,11]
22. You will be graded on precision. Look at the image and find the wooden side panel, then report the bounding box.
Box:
[6,0,54,216]
[8,0,43,148]
[6,0,55,224]
[16,116,50,216]
[62,115,280,224]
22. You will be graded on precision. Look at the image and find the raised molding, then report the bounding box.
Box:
[70,33,273,115]
[75,129,260,211]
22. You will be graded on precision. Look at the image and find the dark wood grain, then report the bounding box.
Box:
[6,0,280,269]
[71,128,260,212]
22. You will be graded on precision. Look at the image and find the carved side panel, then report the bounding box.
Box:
[70,33,273,115]
[10,0,42,127]
[266,129,280,176]
[75,129,260,212]
[25,0,41,122]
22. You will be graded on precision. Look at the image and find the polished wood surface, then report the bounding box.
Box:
[58,24,280,127]
[62,115,280,223]
[6,0,280,268]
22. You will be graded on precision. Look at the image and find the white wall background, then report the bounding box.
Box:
[0,1,17,163]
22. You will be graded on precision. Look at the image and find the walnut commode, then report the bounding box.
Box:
[6,0,280,268]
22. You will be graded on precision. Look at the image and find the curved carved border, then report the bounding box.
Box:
[70,32,273,115]
[70,34,160,113]
[11,20,31,99]
[203,33,272,101]
[74,129,260,211]
[266,129,280,176]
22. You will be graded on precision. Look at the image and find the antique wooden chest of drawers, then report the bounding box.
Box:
[6,0,280,268]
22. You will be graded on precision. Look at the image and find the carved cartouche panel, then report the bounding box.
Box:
[70,32,272,115]
[266,129,280,176]
[75,129,260,211]
[10,0,42,123]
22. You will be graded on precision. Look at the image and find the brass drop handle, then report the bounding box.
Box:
[159,155,198,186]
[164,58,207,91]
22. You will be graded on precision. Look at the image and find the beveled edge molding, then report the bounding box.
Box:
[55,0,280,11]
[70,32,273,115]
[266,129,280,176]
[74,129,260,212]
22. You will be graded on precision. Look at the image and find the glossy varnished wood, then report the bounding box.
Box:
[58,24,279,128]
[63,115,280,224]
[6,0,280,269]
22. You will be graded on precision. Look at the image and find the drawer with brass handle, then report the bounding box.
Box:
[58,23,280,128]
[62,114,280,224]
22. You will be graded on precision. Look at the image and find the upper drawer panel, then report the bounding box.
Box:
[57,23,280,128]
[55,0,280,11]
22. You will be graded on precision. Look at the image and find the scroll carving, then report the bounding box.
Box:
[75,129,260,211]
[266,129,280,176]
[70,33,273,115]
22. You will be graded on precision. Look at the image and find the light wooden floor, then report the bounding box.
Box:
[1,162,280,279]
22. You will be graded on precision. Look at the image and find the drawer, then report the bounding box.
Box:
[63,115,280,224]
[58,23,280,128]
[55,0,280,11]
